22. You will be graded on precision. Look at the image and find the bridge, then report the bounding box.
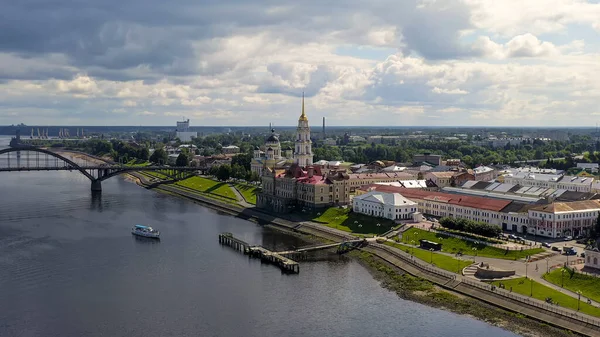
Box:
[0,147,199,192]
[276,239,368,256]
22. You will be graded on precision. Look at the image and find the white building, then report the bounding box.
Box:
[473,166,497,182]
[353,190,417,221]
[578,163,599,173]
[175,119,197,142]
[584,247,600,270]
[222,145,240,154]
[528,200,600,238]
[293,93,314,167]
[504,172,594,192]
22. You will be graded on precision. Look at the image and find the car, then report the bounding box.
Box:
[551,246,560,252]
[542,242,551,248]
[564,236,573,241]
[508,234,518,240]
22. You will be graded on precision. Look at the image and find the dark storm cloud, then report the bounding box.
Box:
[0,0,476,81]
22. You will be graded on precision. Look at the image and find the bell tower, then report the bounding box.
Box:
[293,92,313,167]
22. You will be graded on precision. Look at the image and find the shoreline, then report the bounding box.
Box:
[58,150,596,337]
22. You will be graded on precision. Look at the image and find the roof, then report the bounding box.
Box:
[348,172,415,180]
[426,171,456,179]
[354,190,417,206]
[361,185,512,212]
[474,166,494,174]
[135,224,150,229]
[530,200,600,213]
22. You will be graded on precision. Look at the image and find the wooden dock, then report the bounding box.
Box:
[218,233,300,274]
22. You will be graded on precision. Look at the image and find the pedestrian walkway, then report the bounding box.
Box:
[228,183,254,208]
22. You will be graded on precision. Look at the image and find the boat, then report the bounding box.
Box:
[131,224,160,239]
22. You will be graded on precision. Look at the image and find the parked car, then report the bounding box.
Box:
[508,234,518,240]
[564,236,573,241]
[551,246,561,252]
[542,242,551,248]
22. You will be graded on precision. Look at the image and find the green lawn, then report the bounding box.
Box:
[490,277,600,317]
[125,160,151,167]
[312,207,396,235]
[140,171,170,180]
[232,183,258,205]
[401,228,544,261]
[543,268,600,304]
[176,176,237,201]
[385,241,473,273]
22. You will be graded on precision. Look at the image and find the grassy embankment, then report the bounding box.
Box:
[383,241,473,273]
[231,182,258,205]
[124,160,240,205]
[402,228,544,261]
[490,277,600,317]
[311,207,395,235]
[174,176,239,205]
[355,251,573,337]
[543,268,600,304]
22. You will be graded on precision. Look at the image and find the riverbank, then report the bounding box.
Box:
[55,150,599,337]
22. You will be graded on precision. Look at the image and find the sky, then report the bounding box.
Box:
[1,0,599,127]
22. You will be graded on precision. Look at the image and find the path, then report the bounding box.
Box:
[228,183,253,208]
[382,235,600,307]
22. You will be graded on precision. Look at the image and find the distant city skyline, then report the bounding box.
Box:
[1,1,599,126]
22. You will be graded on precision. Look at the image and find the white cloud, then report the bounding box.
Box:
[0,0,599,126]
[473,34,560,59]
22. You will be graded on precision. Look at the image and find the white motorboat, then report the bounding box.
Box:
[131,224,160,239]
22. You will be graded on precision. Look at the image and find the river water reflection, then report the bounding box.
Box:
[0,136,520,337]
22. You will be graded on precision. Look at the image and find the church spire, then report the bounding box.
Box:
[299,92,308,121]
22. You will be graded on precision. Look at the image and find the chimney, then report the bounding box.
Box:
[308,166,314,178]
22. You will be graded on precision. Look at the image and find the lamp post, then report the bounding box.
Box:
[577,290,582,311]
[546,258,549,274]
[530,278,533,297]
[411,240,415,256]
[561,268,566,287]
[376,223,381,236]
[430,248,434,264]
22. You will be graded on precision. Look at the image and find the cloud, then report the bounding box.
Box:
[473,34,561,59]
[0,0,599,126]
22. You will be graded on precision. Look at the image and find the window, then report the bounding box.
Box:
[595,257,598,265]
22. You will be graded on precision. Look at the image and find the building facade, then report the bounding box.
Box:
[527,200,600,238]
[175,119,197,142]
[504,172,594,192]
[294,93,314,167]
[353,190,417,221]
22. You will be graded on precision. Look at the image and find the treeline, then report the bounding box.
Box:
[313,137,596,167]
[69,139,149,162]
[207,164,260,182]
[439,217,501,238]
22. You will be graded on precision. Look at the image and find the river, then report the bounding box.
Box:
[0,136,520,337]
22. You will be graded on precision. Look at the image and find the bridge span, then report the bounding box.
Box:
[0,147,200,192]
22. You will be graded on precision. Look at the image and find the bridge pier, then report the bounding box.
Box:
[91,180,102,192]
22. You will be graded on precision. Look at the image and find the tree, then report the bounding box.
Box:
[216,164,232,181]
[149,148,168,165]
[231,153,252,171]
[176,153,189,167]
[592,213,600,239]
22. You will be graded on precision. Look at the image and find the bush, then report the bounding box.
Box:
[439,216,501,238]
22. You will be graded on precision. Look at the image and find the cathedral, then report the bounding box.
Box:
[250,94,314,176]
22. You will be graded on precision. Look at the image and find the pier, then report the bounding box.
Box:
[218,233,300,274]
[218,233,370,274]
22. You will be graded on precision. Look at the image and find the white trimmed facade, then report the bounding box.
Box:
[353,190,417,220]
